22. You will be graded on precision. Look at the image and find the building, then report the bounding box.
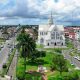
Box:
[64,27,80,40]
[7,27,16,37]
[68,32,75,40]
[38,14,65,48]
[25,28,38,40]
[75,30,80,40]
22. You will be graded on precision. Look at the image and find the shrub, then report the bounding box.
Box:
[2,63,7,68]
[62,72,79,80]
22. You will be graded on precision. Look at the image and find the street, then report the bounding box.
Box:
[0,37,16,70]
[62,49,80,68]
[7,50,18,80]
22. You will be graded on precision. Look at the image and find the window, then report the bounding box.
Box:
[51,42,53,44]
[56,32,60,39]
[51,36,55,39]
[54,42,56,46]
[40,38,44,43]
[40,32,41,35]
[40,32,44,35]
[51,32,55,39]
[60,36,63,40]
[47,43,49,46]
[46,32,47,35]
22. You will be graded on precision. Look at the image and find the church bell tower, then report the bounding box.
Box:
[48,12,53,25]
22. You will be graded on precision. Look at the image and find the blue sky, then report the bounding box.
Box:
[0,0,80,25]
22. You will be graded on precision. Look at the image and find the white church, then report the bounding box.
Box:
[38,13,65,48]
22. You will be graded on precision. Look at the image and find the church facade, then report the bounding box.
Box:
[38,14,65,47]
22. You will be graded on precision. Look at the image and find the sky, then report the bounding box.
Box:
[0,0,80,25]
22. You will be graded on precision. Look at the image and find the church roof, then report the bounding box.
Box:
[48,25,64,32]
[39,24,64,32]
[39,25,50,31]
[39,12,64,32]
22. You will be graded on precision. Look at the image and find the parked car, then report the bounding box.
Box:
[74,56,77,59]
[1,45,4,48]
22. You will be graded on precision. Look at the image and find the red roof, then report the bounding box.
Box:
[69,32,75,35]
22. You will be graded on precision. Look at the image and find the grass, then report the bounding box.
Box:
[25,72,42,80]
[17,51,53,72]
[16,51,54,79]
[16,48,80,80]
[66,60,75,69]
[36,44,44,48]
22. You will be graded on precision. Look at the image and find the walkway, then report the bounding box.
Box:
[7,50,18,80]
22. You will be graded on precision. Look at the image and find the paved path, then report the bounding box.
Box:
[7,50,18,80]
[0,77,8,80]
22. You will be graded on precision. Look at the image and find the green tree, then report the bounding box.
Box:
[51,54,68,75]
[17,27,36,79]
[62,71,79,80]
[29,50,46,62]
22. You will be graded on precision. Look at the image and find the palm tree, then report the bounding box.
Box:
[17,27,36,79]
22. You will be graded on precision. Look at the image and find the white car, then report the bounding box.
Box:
[74,56,77,59]
[77,57,80,61]
[1,45,4,48]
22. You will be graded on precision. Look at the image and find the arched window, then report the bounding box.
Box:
[54,42,56,46]
[40,38,44,43]
[47,43,49,46]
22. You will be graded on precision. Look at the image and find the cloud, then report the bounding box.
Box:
[0,0,80,25]
[0,0,8,4]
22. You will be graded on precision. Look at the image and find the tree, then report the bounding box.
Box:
[62,71,79,80]
[50,54,68,75]
[29,50,46,62]
[17,27,36,79]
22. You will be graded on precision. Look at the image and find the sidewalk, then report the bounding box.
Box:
[7,50,18,80]
[0,76,10,80]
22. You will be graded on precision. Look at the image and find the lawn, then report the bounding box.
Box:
[16,48,80,80]
[36,44,44,49]
[16,50,55,79]
[17,51,53,72]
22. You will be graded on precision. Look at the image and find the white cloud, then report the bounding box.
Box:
[0,0,80,25]
[0,17,6,20]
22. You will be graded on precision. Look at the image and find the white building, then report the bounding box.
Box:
[38,14,65,48]
[75,30,80,40]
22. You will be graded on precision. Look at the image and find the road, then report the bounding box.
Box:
[0,37,16,70]
[7,50,18,80]
[73,40,80,51]
[62,49,80,68]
